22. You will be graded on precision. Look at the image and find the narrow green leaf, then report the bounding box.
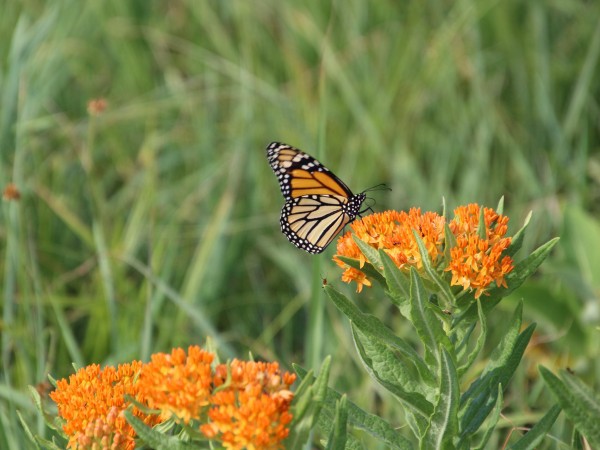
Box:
[460,303,534,437]
[125,409,196,450]
[508,404,562,450]
[505,211,531,259]
[459,299,522,404]
[379,249,411,310]
[334,255,387,287]
[422,348,459,450]
[540,367,600,448]
[477,206,487,240]
[352,235,383,270]
[295,367,414,450]
[461,324,535,435]
[326,395,349,450]
[473,385,503,450]
[352,326,433,395]
[288,359,332,450]
[457,300,487,377]
[324,285,434,384]
[497,237,559,297]
[496,196,505,215]
[16,410,42,450]
[443,223,457,265]
[409,268,454,369]
[413,232,455,306]
[353,327,434,423]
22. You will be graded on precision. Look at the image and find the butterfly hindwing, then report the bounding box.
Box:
[267,142,366,254]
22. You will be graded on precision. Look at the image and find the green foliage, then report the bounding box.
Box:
[0,0,598,448]
[540,367,600,448]
[316,215,558,448]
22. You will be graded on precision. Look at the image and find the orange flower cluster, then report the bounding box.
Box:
[137,346,214,424]
[446,204,513,298]
[2,183,20,201]
[49,361,161,450]
[87,97,108,115]
[50,347,296,450]
[201,360,296,450]
[334,209,445,292]
[334,204,514,298]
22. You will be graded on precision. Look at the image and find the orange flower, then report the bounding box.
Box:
[136,345,214,424]
[87,98,108,115]
[2,183,20,201]
[334,209,445,292]
[50,362,161,449]
[446,204,514,298]
[200,360,296,450]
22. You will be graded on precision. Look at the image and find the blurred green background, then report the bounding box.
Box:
[1,0,599,447]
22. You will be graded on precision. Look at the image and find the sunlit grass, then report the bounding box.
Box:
[1,1,599,447]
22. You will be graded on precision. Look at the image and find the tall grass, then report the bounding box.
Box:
[1,0,599,447]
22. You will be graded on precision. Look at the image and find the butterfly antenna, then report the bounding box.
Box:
[364,183,391,193]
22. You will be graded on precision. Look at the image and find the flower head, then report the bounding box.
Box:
[50,362,161,449]
[334,204,514,299]
[87,98,108,116]
[3,183,20,201]
[334,209,445,292]
[446,204,514,298]
[200,360,296,450]
[136,345,215,424]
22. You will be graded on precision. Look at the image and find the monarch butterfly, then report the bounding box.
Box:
[266,141,369,254]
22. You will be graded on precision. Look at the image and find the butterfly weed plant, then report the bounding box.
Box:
[290,200,564,449]
[30,199,577,449]
[31,199,570,449]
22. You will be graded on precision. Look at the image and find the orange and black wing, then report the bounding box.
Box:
[266,142,354,201]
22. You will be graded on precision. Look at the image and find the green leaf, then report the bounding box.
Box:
[457,300,487,377]
[409,268,454,369]
[540,367,600,448]
[505,211,531,259]
[353,327,434,423]
[334,255,387,287]
[499,237,559,297]
[295,367,414,450]
[496,196,505,215]
[413,232,455,307]
[324,285,434,384]
[325,395,349,450]
[477,206,487,240]
[125,409,197,450]
[352,325,433,396]
[459,303,535,439]
[288,358,332,448]
[473,385,503,450]
[459,300,521,402]
[380,249,411,311]
[507,404,562,450]
[443,223,457,266]
[352,235,383,271]
[16,410,42,450]
[421,348,459,450]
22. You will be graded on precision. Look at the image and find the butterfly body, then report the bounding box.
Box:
[267,142,366,254]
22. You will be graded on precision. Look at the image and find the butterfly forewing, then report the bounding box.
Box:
[266,142,354,200]
[266,142,366,254]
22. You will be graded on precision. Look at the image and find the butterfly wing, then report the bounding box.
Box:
[280,194,365,254]
[266,142,366,254]
[266,142,355,200]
